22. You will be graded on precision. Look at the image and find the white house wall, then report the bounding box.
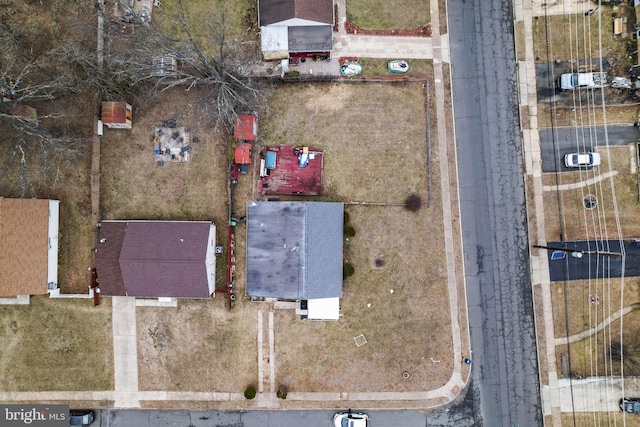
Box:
[47,200,60,291]
[271,17,329,27]
[205,223,217,295]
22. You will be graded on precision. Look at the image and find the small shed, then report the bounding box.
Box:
[234,143,252,173]
[102,102,132,129]
[152,56,178,77]
[9,105,38,125]
[233,114,257,141]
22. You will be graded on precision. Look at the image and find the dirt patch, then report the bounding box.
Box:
[344,20,431,37]
[0,296,113,391]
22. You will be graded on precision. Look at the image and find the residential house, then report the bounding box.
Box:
[0,198,60,298]
[95,221,216,298]
[258,0,334,60]
[245,201,343,320]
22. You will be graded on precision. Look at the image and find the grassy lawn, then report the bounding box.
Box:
[100,87,228,223]
[0,296,113,391]
[562,413,640,426]
[260,80,454,392]
[153,0,257,58]
[543,146,640,242]
[346,0,430,30]
[532,9,625,65]
[357,58,432,78]
[136,300,257,392]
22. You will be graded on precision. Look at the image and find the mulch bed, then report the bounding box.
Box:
[344,20,431,37]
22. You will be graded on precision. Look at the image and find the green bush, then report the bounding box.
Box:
[277,386,288,399]
[344,226,356,237]
[343,264,355,279]
[244,386,256,400]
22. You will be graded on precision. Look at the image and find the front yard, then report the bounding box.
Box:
[0,297,113,391]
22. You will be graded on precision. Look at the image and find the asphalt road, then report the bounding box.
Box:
[547,240,640,281]
[539,125,640,172]
[98,409,428,427]
[449,0,542,426]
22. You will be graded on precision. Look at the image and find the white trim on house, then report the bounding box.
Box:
[270,17,329,27]
[47,200,60,293]
[205,223,217,296]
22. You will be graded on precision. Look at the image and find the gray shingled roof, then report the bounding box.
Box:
[246,202,343,300]
[288,26,332,53]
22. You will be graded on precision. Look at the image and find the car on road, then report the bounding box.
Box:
[69,410,94,426]
[621,398,640,414]
[564,152,601,168]
[333,410,368,427]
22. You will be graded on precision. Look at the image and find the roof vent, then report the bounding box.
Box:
[100,238,107,243]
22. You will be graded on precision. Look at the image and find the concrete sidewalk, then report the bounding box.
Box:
[112,296,140,408]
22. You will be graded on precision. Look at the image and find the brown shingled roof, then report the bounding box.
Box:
[95,222,127,296]
[259,0,333,26]
[0,199,52,297]
[96,221,213,298]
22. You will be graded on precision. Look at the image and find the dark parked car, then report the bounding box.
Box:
[621,398,640,414]
[69,410,94,426]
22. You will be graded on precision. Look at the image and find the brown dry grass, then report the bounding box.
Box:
[543,146,640,241]
[556,304,640,379]
[136,299,256,392]
[346,0,430,30]
[563,413,640,426]
[260,80,453,392]
[538,104,640,128]
[551,277,640,340]
[0,296,113,391]
[532,9,625,65]
[100,87,229,224]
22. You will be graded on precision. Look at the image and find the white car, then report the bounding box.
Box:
[564,152,601,168]
[333,411,369,427]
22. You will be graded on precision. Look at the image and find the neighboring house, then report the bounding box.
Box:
[246,201,343,320]
[258,0,334,60]
[95,221,216,298]
[0,198,60,298]
[102,102,132,129]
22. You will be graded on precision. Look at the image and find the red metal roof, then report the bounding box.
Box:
[101,102,131,124]
[234,143,252,165]
[233,114,257,141]
[260,145,323,196]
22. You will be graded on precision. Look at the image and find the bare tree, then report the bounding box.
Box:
[104,0,265,128]
[0,1,93,196]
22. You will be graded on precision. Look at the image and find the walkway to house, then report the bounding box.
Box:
[112,296,140,408]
